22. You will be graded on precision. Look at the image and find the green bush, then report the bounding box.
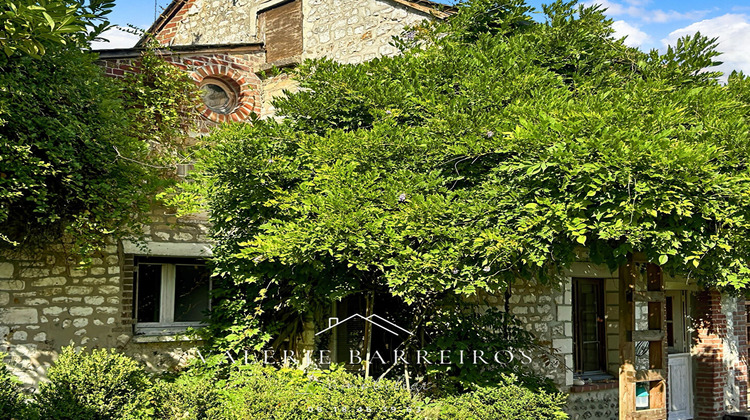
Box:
[0,353,35,420]
[209,364,424,420]
[5,348,566,420]
[148,359,224,420]
[36,347,152,420]
[427,374,568,420]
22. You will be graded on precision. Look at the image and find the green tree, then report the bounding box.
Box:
[0,2,198,256]
[173,0,750,382]
[0,0,113,58]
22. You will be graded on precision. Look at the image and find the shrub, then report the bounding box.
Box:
[36,347,152,420]
[0,353,35,420]
[148,358,225,420]
[426,374,568,420]
[208,364,424,420]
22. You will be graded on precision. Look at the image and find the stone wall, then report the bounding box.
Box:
[505,262,625,389]
[566,388,619,420]
[0,244,126,385]
[260,72,298,119]
[0,204,213,386]
[159,0,260,46]
[505,279,571,387]
[302,0,430,64]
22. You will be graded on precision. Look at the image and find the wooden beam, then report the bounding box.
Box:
[631,330,665,342]
[619,256,637,419]
[621,260,668,419]
[631,369,666,382]
[627,408,668,419]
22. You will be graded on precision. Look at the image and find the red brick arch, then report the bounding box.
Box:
[191,64,261,123]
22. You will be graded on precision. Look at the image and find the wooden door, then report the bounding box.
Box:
[667,353,693,420]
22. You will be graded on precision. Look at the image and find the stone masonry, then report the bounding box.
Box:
[0,205,212,385]
[302,0,435,64]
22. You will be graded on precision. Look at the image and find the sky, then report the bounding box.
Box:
[95,0,750,77]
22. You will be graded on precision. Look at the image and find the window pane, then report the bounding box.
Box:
[582,342,600,372]
[137,264,162,323]
[174,265,210,322]
[574,279,604,374]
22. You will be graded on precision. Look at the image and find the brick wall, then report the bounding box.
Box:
[99,49,265,122]
[692,290,748,419]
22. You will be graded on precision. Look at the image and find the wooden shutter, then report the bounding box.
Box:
[260,0,303,64]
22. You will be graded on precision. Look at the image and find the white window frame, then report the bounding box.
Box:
[134,261,212,336]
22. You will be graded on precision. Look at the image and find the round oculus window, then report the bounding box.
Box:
[200,79,238,115]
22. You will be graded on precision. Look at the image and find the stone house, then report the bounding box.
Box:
[0,1,747,419]
[0,0,450,385]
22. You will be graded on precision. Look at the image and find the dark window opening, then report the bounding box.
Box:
[573,278,606,375]
[134,257,211,332]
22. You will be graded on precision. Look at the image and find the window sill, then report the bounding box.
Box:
[569,380,619,393]
[132,334,202,344]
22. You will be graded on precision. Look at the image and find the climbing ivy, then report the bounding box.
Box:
[0,5,199,258]
[171,0,750,355]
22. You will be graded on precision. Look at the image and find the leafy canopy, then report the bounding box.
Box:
[0,0,114,58]
[172,0,750,352]
[0,2,199,256]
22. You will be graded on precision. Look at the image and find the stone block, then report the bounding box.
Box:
[0,280,25,291]
[66,286,94,295]
[32,277,66,287]
[0,308,38,324]
[0,292,9,306]
[52,296,81,303]
[98,286,119,295]
[25,298,49,306]
[552,338,573,354]
[82,277,106,285]
[0,262,14,278]
[95,307,118,314]
[84,296,105,305]
[557,305,572,322]
[12,331,27,341]
[19,268,50,278]
[512,306,528,315]
[43,307,65,316]
[69,307,94,316]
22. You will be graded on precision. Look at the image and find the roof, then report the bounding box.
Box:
[96,42,263,59]
[136,0,455,47]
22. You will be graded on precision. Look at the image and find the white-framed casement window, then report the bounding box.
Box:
[134,257,211,335]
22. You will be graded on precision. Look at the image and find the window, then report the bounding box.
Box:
[134,257,211,335]
[573,278,606,375]
[200,78,238,115]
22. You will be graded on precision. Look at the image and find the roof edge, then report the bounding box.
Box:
[95,42,264,60]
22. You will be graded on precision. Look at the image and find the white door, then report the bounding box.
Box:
[668,353,693,420]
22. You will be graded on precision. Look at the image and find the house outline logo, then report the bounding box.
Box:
[315,313,413,337]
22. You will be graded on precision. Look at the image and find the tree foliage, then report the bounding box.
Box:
[0,2,199,256]
[0,0,113,58]
[174,0,750,359]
